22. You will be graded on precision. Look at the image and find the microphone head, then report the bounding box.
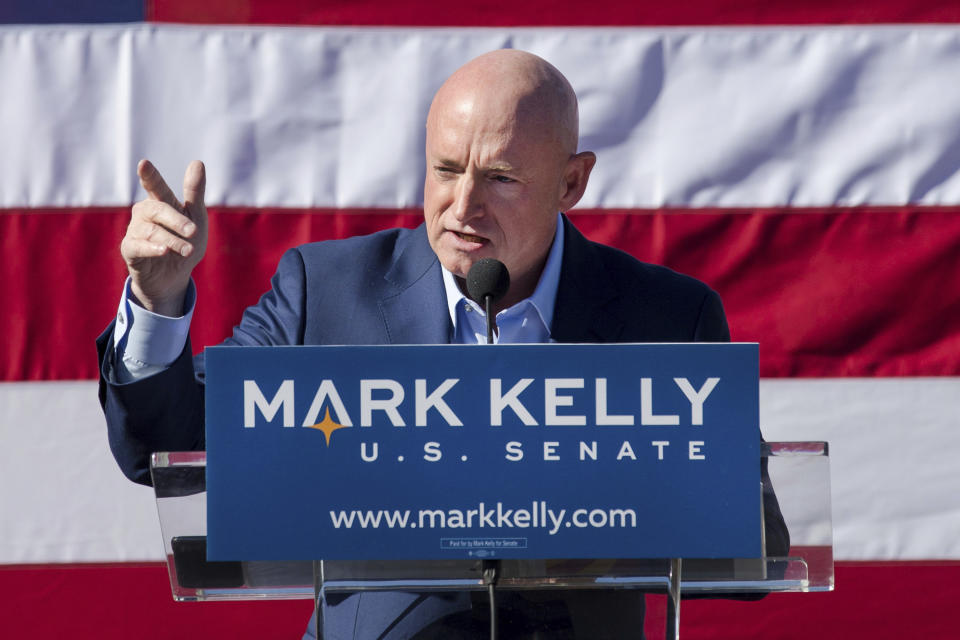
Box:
[466,258,510,304]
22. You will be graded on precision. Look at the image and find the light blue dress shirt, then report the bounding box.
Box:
[442,212,563,345]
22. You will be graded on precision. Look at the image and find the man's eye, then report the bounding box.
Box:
[493,175,514,183]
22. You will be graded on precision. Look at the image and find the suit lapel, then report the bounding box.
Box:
[377,225,452,345]
[551,216,624,344]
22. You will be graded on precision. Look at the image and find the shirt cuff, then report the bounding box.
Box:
[112,278,196,376]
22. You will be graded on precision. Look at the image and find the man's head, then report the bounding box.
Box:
[424,49,596,310]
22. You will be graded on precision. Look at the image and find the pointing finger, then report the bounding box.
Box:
[182,160,206,208]
[138,159,181,210]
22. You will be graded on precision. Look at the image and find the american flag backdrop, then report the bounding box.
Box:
[2,1,959,638]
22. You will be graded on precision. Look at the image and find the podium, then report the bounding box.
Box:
[150,441,833,639]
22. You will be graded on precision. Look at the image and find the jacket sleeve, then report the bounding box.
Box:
[97,326,205,485]
[694,288,731,342]
[96,248,309,486]
[689,288,792,598]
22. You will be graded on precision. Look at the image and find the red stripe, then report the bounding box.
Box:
[147,0,960,26]
[651,560,960,639]
[2,561,958,638]
[577,208,960,378]
[4,206,959,381]
[0,563,312,639]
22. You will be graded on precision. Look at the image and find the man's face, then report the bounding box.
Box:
[423,94,567,304]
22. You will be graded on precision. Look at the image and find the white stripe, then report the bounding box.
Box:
[2,378,957,563]
[3,24,960,209]
[0,381,163,563]
[760,377,960,561]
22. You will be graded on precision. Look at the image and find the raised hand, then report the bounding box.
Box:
[121,160,208,317]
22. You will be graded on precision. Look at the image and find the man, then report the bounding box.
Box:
[99,49,786,639]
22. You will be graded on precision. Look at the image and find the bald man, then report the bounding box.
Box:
[99,50,785,639]
[423,50,594,314]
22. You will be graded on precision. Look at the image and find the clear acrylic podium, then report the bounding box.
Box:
[151,441,833,639]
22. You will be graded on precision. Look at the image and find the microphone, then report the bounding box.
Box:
[466,259,510,345]
[465,259,510,639]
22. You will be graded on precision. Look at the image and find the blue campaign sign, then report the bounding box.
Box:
[204,344,761,561]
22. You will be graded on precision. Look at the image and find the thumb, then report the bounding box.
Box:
[182,160,206,207]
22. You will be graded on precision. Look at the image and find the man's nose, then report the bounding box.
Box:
[451,174,483,221]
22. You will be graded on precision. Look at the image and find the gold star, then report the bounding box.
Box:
[304,407,350,446]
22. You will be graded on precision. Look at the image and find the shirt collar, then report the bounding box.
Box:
[441,212,565,336]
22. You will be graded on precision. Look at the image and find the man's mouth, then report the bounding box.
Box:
[454,231,486,244]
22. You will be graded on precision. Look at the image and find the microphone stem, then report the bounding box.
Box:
[485,295,494,345]
[481,291,499,638]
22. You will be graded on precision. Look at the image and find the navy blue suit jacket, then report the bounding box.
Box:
[97,216,784,639]
[98,216,731,484]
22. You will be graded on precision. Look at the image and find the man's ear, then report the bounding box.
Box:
[558,151,597,212]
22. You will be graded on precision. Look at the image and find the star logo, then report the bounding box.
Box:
[304,407,351,446]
